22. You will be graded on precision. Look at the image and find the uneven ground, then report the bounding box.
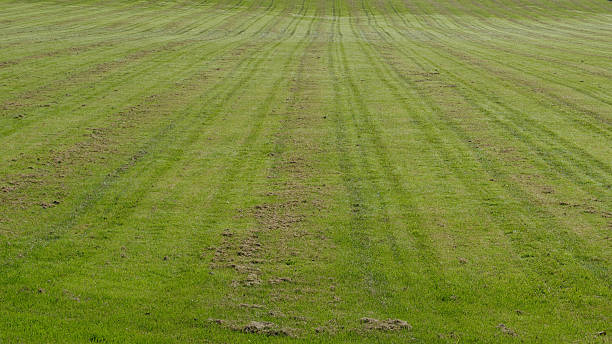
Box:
[0,0,611,342]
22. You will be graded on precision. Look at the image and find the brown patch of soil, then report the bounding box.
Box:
[360,317,412,331]
[252,201,304,230]
[239,303,263,309]
[269,277,292,284]
[208,319,293,337]
[497,323,517,336]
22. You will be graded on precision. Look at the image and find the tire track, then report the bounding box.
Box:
[349,0,612,290]
[0,0,285,142]
[384,2,612,136]
[361,2,612,200]
[0,0,268,108]
[326,0,440,317]
[1,15,320,319]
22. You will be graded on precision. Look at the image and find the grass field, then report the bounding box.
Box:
[0,0,611,342]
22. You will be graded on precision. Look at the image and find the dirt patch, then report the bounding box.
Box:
[0,173,44,207]
[237,236,261,257]
[239,321,291,336]
[239,303,264,309]
[269,277,292,284]
[40,200,60,209]
[438,332,459,340]
[360,317,412,331]
[210,229,234,268]
[497,323,517,336]
[252,201,304,230]
[245,273,262,286]
[214,230,265,285]
[208,319,293,337]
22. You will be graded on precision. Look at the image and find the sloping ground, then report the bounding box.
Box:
[0,0,610,342]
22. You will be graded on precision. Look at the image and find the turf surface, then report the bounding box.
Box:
[0,0,611,342]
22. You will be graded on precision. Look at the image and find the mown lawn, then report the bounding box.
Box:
[0,0,610,342]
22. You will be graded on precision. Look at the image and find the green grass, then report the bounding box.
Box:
[0,0,610,342]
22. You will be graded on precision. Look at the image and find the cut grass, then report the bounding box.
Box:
[0,0,610,342]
